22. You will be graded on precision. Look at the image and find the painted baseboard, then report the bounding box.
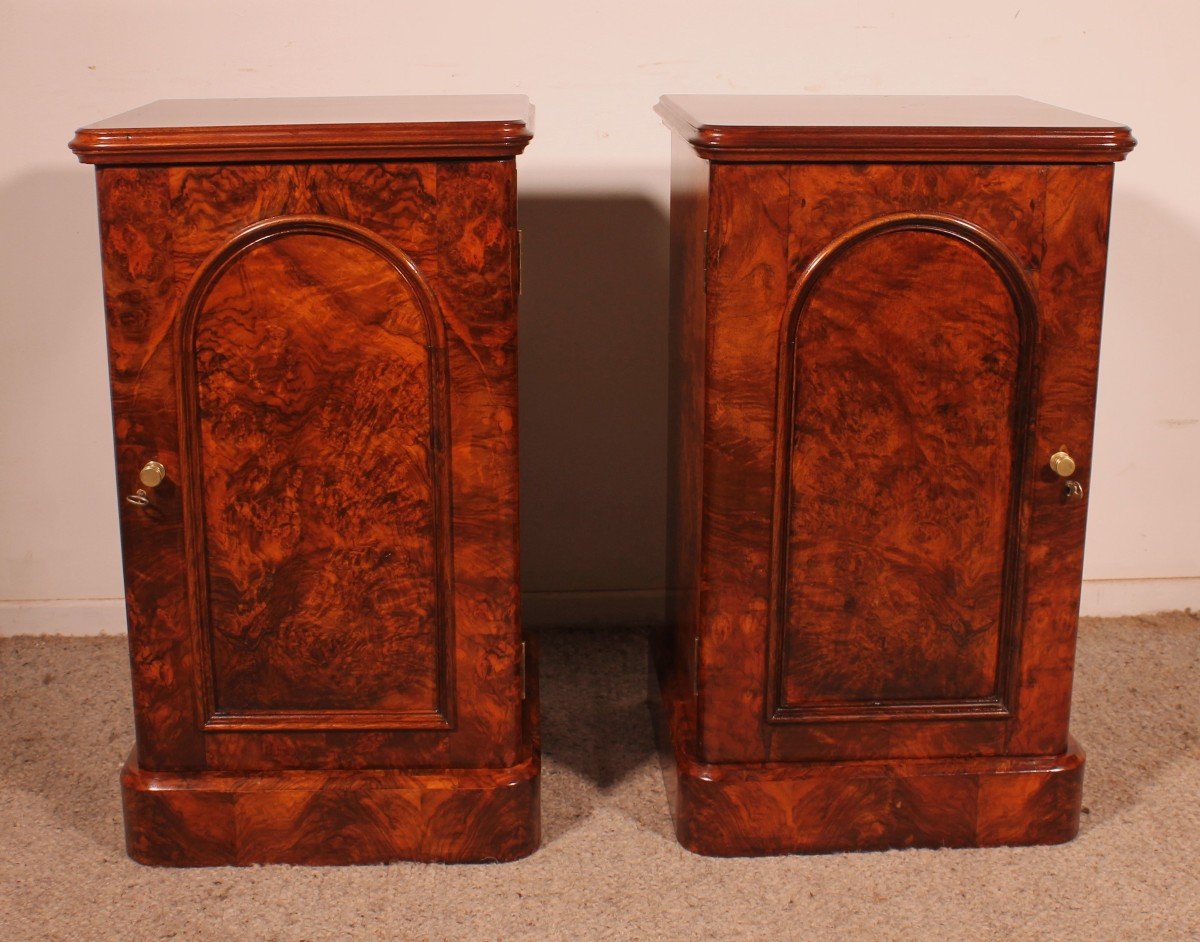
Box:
[1,579,1195,636]
[0,598,127,636]
[1079,577,1200,617]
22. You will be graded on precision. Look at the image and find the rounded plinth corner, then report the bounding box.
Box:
[120,751,540,866]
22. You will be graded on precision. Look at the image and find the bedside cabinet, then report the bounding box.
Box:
[653,95,1135,855]
[71,96,537,865]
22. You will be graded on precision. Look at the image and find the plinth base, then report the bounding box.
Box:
[121,752,540,866]
[650,653,1083,857]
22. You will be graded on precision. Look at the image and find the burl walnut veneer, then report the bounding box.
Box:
[71,96,537,866]
[654,95,1135,856]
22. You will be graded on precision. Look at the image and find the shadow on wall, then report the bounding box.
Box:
[517,195,670,629]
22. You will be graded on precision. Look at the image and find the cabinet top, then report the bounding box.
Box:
[656,95,1134,163]
[70,95,534,165]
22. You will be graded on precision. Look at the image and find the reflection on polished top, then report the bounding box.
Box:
[655,94,1134,162]
[70,95,534,164]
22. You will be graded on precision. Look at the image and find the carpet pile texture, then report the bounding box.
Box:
[1,613,1197,941]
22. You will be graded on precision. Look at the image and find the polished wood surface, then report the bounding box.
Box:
[190,219,453,726]
[774,213,1031,717]
[77,101,536,864]
[657,96,1132,855]
[122,752,541,866]
[71,95,533,164]
[731,162,1113,763]
[655,95,1134,162]
[123,636,541,866]
[651,644,1083,857]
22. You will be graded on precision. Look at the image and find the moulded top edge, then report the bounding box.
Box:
[655,95,1135,162]
[70,95,534,164]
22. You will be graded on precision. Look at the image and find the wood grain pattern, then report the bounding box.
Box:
[121,749,540,866]
[696,164,1064,765]
[79,101,536,864]
[93,159,527,773]
[769,214,1038,723]
[693,161,791,763]
[657,97,1130,855]
[123,633,540,866]
[430,160,525,771]
[1006,163,1114,757]
[651,644,1082,857]
[181,217,454,729]
[95,166,205,770]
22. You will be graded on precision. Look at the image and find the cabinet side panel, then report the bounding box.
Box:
[1008,164,1113,755]
[97,167,205,769]
[433,159,524,768]
[665,136,710,728]
[697,163,792,761]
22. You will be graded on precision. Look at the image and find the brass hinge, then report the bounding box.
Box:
[692,635,700,698]
[519,640,527,700]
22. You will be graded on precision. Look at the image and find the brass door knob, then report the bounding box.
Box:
[138,460,166,487]
[1049,450,1076,478]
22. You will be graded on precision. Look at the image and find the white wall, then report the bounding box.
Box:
[1,0,1197,634]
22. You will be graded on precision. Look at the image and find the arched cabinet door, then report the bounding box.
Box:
[177,216,455,732]
[767,214,1037,728]
[692,160,1115,767]
[99,157,527,778]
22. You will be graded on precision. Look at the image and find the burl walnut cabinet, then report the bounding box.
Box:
[70,96,537,866]
[653,95,1135,856]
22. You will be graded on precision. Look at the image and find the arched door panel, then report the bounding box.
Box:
[178,216,454,731]
[767,215,1037,724]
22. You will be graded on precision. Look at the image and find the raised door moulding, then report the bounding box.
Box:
[175,214,457,733]
[766,212,1040,725]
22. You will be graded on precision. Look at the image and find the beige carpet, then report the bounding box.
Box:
[1,614,1197,942]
